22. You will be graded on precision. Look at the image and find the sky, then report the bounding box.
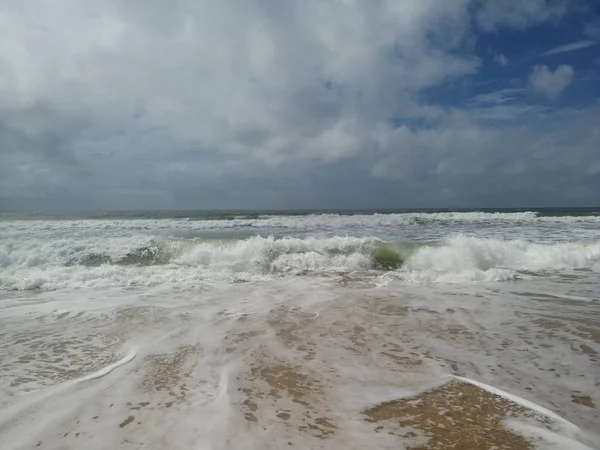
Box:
[0,0,599,211]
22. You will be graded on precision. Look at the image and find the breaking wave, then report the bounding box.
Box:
[2,211,600,237]
[0,236,413,271]
[399,236,600,283]
[1,235,599,290]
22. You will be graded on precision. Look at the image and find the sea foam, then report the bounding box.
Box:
[1,233,599,290]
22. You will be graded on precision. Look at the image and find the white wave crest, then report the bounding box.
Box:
[2,211,599,237]
[175,236,374,273]
[0,236,379,290]
[399,236,600,283]
[1,233,599,290]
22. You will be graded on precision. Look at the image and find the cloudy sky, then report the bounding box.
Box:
[1,0,599,211]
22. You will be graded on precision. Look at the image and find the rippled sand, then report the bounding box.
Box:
[0,277,599,449]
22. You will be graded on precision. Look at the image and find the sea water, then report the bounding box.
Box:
[0,209,599,449]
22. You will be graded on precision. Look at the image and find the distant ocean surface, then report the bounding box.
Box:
[1,209,599,449]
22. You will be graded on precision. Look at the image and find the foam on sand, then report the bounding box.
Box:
[360,377,593,450]
[0,347,137,430]
[452,375,578,430]
[506,421,597,450]
[77,347,137,382]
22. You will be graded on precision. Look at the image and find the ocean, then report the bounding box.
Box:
[1,209,599,449]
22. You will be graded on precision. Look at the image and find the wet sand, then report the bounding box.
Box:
[0,278,599,449]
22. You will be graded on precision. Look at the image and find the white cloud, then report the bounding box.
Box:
[529,64,574,99]
[0,0,597,208]
[372,105,600,202]
[0,0,477,170]
[584,19,600,40]
[540,40,596,56]
[468,88,524,106]
[475,0,570,31]
[494,54,509,66]
[466,88,547,121]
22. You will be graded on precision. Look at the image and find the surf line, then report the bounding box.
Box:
[76,347,137,382]
[452,375,579,431]
[0,347,137,428]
